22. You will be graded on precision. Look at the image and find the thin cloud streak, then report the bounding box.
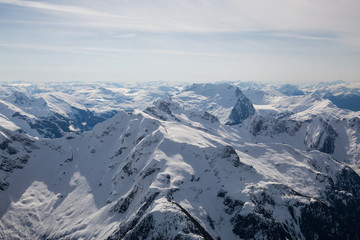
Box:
[252,32,337,42]
[0,42,220,57]
[0,0,124,18]
[1,0,359,45]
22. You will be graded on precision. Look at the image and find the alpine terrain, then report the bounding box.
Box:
[0,81,360,239]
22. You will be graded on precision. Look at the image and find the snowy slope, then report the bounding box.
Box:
[171,83,255,124]
[1,99,360,239]
[0,81,360,239]
[0,82,183,138]
[260,93,359,120]
[239,109,360,167]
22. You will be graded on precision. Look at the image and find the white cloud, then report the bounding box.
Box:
[0,0,121,18]
[0,42,219,57]
[1,0,359,48]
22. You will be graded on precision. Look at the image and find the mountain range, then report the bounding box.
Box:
[0,80,360,239]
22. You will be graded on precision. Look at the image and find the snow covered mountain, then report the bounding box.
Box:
[1,81,360,239]
[171,83,255,125]
[0,82,183,138]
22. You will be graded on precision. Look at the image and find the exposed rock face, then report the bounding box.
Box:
[0,129,36,190]
[172,83,255,125]
[245,115,345,160]
[349,117,360,130]
[305,118,338,154]
[145,99,219,126]
[226,88,256,125]
[299,167,360,240]
[247,115,302,137]
[145,99,181,121]
[190,111,219,124]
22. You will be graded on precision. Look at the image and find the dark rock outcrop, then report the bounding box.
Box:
[226,88,255,125]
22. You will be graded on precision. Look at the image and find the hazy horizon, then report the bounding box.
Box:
[1,0,359,83]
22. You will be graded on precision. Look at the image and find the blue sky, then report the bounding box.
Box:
[0,0,359,83]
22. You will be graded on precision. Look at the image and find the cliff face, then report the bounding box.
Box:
[226,88,255,125]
